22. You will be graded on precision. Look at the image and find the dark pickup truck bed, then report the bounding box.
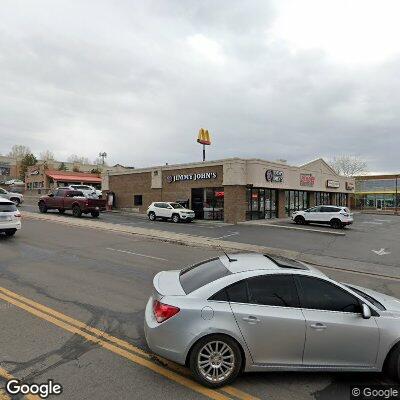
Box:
[38,189,106,218]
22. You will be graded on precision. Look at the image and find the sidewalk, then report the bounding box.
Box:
[22,210,400,280]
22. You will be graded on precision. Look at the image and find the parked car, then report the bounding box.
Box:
[57,185,102,198]
[5,179,25,186]
[147,202,195,223]
[145,252,400,388]
[0,197,21,237]
[292,205,353,228]
[38,188,106,218]
[0,188,24,205]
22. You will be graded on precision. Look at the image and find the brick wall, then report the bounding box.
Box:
[109,172,162,212]
[224,185,247,223]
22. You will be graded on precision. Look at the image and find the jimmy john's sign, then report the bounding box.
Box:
[166,171,217,183]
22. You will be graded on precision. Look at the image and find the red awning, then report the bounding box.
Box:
[46,172,101,183]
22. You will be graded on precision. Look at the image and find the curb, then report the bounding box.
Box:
[21,211,400,280]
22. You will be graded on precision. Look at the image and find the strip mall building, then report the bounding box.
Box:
[107,158,355,224]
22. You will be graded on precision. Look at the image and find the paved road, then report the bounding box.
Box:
[1,219,399,399]
[21,204,400,268]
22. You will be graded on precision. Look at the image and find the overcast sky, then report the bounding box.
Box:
[1,0,400,171]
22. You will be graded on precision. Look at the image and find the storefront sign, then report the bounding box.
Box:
[265,169,283,183]
[166,171,217,183]
[346,182,355,190]
[300,173,316,187]
[327,180,340,189]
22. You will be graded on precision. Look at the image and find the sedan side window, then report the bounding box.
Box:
[296,276,361,313]
[247,275,299,307]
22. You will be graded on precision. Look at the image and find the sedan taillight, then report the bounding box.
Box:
[153,300,180,323]
[14,212,21,218]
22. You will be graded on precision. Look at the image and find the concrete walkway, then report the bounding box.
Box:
[22,210,400,280]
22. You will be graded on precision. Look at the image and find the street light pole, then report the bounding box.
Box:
[203,144,205,162]
[394,175,399,214]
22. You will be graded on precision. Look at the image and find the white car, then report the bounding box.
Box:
[57,185,102,198]
[147,202,195,223]
[5,179,25,186]
[0,197,21,237]
[292,205,353,229]
[0,188,24,205]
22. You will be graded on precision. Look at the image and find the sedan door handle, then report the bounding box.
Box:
[310,323,327,330]
[242,316,260,324]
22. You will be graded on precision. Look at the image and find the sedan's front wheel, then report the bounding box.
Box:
[189,334,242,388]
[385,343,400,382]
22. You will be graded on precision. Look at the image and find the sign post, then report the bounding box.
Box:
[197,128,211,162]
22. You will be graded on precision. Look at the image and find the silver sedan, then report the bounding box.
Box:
[144,253,400,387]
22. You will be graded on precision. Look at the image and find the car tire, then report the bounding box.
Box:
[38,202,47,213]
[58,209,65,214]
[330,219,342,229]
[189,334,242,388]
[4,229,16,237]
[72,205,82,218]
[10,198,20,206]
[148,212,156,221]
[91,211,100,218]
[172,214,180,223]
[385,343,400,382]
[294,216,305,225]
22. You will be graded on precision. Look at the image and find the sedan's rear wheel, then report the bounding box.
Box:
[294,216,305,225]
[189,335,242,388]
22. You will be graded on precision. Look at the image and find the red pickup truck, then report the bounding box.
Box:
[38,189,106,218]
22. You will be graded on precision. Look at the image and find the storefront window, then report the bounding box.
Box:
[192,187,224,220]
[285,190,309,217]
[246,188,277,220]
[315,192,330,206]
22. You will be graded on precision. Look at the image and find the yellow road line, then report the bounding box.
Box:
[0,367,41,400]
[0,292,231,400]
[0,287,261,400]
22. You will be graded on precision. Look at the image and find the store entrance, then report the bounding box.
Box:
[191,188,225,220]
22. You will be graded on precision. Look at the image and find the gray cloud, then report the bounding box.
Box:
[0,0,399,172]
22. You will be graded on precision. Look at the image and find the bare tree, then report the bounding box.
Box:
[8,145,31,159]
[93,157,108,166]
[67,154,90,164]
[40,150,55,161]
[328,155,368,177]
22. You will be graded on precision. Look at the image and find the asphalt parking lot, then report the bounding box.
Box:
[21,204,400,269]
[1,219,399,400]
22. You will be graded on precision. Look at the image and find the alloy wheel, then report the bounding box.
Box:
[197,340,235,383]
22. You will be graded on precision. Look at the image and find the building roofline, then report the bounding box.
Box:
[107,157,297,176]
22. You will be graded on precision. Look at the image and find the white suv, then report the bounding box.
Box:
[147,202,195,223]
[0,197,21,237]
[292,205,353,229]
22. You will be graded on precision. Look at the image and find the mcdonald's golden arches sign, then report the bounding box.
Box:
[197,128,211,145]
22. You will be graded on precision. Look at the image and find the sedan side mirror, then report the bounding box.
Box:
[361,303,371,319]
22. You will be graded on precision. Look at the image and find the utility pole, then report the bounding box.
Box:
[98,152,107,165]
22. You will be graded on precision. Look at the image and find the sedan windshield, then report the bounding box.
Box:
[346,285,386,311]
